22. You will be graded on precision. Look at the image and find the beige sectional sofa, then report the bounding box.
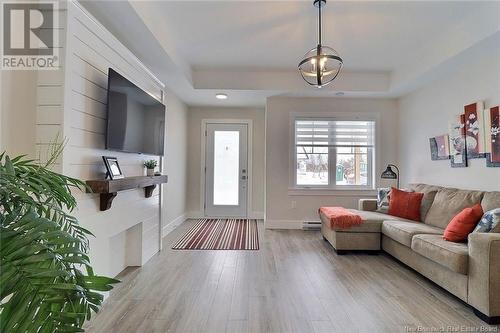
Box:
[320,183,500,324]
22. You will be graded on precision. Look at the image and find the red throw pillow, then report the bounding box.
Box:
[388,187,424,221]
[443,204,484,242]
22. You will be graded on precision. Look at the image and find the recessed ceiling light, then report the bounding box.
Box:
[215,93,228,100]
[335,92,345,96]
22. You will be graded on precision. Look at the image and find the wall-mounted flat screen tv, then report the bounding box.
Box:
[106,68,165,156]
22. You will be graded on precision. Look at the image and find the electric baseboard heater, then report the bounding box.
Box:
[302,220,321,230]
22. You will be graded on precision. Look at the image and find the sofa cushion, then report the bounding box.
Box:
[443,204,483,242]
[376,187,391,213]
[407,183,439,221]
[411,234,469,275]
[389,187,424,221]
[424,189,484,229]
[474,208,500,233]
[481,191,500,212]
[382,221,443,247]
[408,183,444,193]
[420,191,438,222]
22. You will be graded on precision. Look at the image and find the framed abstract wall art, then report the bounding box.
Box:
[464,101,486,158]
[430,102,498,169]
[429,134,450,160]
[449,114,467,168]
[484,105,500,167]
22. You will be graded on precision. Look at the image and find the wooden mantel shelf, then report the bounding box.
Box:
[86,175,168,211]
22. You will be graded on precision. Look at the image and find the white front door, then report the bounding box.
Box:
[205,123,248,217]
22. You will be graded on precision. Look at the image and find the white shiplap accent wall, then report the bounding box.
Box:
[35,4,67,171]
[58,2,165,277]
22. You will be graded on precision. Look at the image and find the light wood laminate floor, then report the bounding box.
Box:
[84,220,498,333]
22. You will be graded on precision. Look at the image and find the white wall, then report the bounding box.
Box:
[0,2,65,162]
[0,2,188,278]
[53,2,189,278]
[1,71,37,158]
[186,107,265,218]
[162,88,188,235]
[265,96,399,228]
[398,53,500,191]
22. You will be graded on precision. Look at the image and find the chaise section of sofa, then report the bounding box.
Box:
[320,183,500,324]
[319,209,413,253]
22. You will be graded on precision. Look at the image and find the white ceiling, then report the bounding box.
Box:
[80,0,500,107]
[134,1,477,71]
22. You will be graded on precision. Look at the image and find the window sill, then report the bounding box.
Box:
[287,188,377,197]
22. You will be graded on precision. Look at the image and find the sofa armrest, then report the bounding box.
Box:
[358,199,378,212]
[468,232,500,318]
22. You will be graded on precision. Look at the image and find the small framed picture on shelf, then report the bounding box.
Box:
[102,156,124,179]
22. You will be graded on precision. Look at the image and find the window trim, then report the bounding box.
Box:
[289,112,379,192]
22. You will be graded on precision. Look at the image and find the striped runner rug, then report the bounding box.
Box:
[172,219,259,250]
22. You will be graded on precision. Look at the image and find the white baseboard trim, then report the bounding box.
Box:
[264,219,303,229]
[187,211,265,220]
[186,211,204,219]
[162,213,187,237]
[249,211,265,219]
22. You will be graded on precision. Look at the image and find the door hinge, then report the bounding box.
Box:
[204,166,206,173]
[205,130,207,136]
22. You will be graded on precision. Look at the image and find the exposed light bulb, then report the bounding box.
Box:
[319,57,327,70]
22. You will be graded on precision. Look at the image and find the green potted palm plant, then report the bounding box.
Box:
[0,145,119,332]
[144,159,158,176]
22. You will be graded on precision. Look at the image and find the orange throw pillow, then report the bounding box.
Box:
[443,204,484,242]
[388,187,424,221]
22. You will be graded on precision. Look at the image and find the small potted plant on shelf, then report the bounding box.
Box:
[144,159,158,176]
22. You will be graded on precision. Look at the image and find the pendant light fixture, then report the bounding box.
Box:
[298,0,343,88]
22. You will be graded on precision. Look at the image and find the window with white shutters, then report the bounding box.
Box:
[294,119,375,189]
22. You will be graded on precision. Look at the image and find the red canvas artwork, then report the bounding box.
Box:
[464,101,485,158]
[489,106,500,164]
